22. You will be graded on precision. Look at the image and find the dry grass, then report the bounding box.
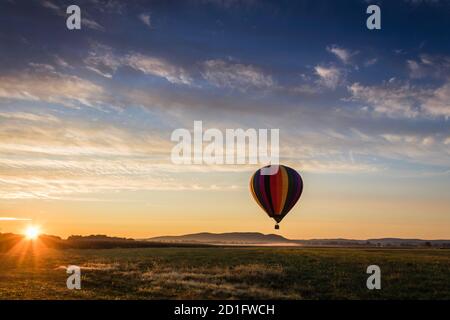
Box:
[0,247,449,299]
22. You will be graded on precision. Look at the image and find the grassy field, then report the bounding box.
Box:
[0,246,449,299]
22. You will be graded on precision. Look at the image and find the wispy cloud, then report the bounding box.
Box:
[84,43,193,85]
[0,217,32,221]
[41,0,59,11]
[314,65,341,89]
[0,71,105,109]
[138,13,152,28]
[202,59,274,91]
[82,18,105,31]
[126,53,193,85]
[348,80,422,118]
[348,79,450,118]
[0,112,60,123]
[407,54,450,79]
[327,45,358,65]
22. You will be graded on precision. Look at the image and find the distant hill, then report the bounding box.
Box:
[2,232,450,250]
[0,233,211,251]
[146,232,291,244]
[146,232,450,247]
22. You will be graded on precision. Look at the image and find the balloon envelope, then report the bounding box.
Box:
[250,165,303,225]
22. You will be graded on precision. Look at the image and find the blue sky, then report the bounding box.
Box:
[0,0,449,238]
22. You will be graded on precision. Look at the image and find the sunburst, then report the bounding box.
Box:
[24,226,41,240]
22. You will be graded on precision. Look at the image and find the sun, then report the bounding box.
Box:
[24,226,41,240]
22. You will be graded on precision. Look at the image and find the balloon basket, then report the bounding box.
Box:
[275,224,279,230]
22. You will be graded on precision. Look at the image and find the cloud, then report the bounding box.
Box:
[0,217,32,221]
[126,54,193,85]
[407,54,450,79]
[347,80,450,118]
[327,45,358,64]
[84,43,122,78]
[202,59,274,91]
[82,18,105,31]
[0,112,60,123]
[423,83,450,117]
[41,0,59,11]
[0,71,105,108]
[282,123,450,175]
[54,55,72,69]
[314,65,341,89]
[138,13,151,28]
[0,115,253,199]
[0,96,448,200]
[348,81,422,118]
[84,43,192,85]
[0,117,181,199]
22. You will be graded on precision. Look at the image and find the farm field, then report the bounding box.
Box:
[1,247,449,300]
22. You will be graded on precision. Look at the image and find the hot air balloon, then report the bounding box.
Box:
[250,165,303,229]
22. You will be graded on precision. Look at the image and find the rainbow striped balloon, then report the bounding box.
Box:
[250,165,303,229]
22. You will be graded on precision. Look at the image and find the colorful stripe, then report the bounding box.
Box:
[249,165,303,223]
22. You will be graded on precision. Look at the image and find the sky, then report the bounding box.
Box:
[0,0,449,239]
